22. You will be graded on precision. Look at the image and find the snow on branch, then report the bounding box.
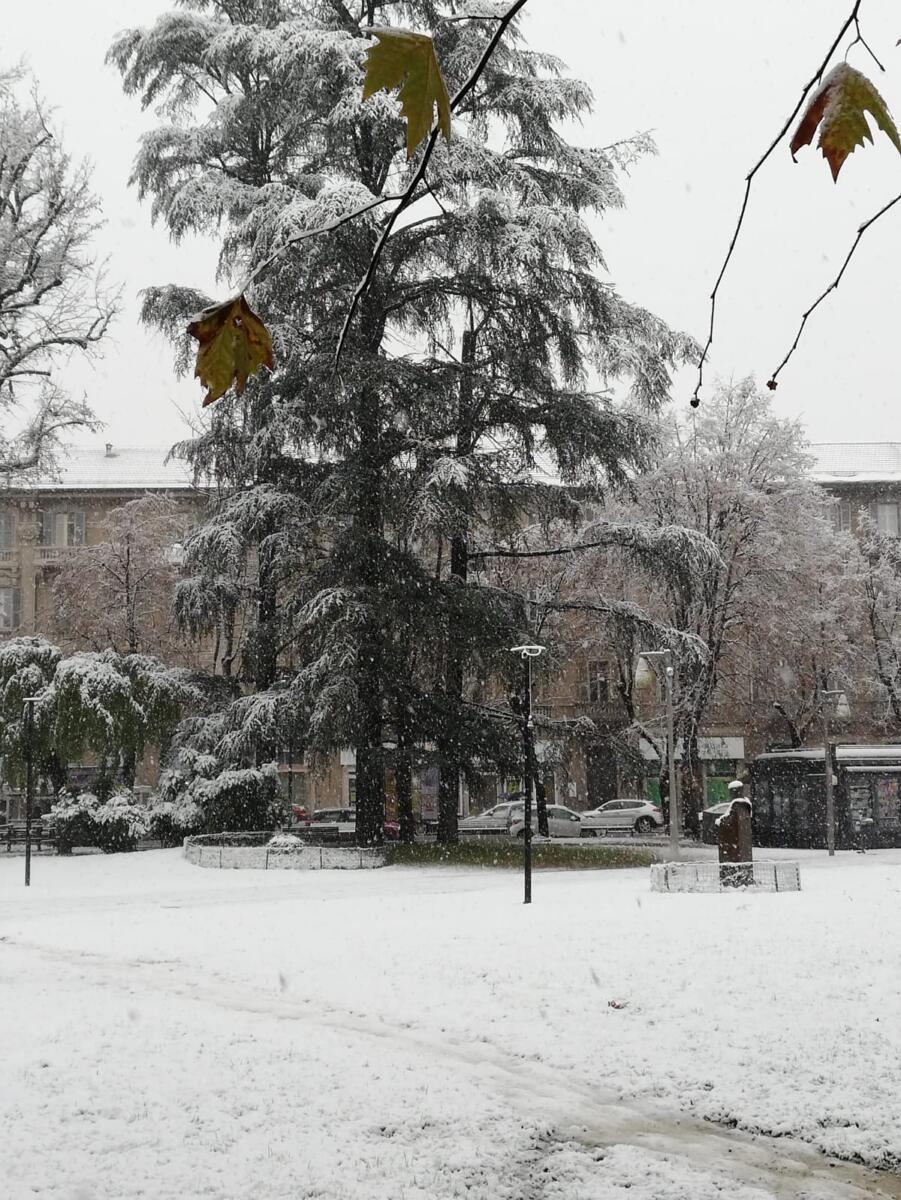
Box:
[470,521,723,579]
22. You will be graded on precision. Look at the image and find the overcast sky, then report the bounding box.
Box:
[6,0,901,449]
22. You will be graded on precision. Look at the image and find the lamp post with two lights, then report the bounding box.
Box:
[635,651,680,859]
[509,643,545,904]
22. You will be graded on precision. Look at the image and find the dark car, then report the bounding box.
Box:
[300,808,401,842]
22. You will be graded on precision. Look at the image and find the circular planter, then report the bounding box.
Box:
[183,831,388,871]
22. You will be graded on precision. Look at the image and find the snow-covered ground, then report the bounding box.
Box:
[2,849,901,1199]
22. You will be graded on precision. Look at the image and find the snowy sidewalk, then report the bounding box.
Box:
[2,849,901,1198]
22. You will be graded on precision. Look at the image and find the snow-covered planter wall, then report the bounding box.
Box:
[183,832,388,870]
[650,860,801,893]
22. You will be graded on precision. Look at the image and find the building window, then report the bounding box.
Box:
[37,509,56,545]
[832,500,851,533]
[0,510,14,549]
[66,511,86,546]
[38,510,85,546]
[875,501,900,537]
[0,587,21,632]
[586,659,609,705]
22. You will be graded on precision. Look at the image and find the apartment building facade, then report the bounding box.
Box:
[0,444,199,637]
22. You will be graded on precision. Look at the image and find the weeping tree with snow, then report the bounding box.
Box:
[0,638,197,795]
[0,67,115,480]
[0,636,65,790]
[111,0,694,844]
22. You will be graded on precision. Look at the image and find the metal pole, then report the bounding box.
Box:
[523,653,533,906]
[824,703,835,856]
[665,665,680,859]
[509,644,545,906]
[24,697,35,887]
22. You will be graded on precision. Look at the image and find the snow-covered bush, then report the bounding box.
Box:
[45,791,97,855]
[268,832,303,849]
[46,790,149,854]
[158,749,284,835]
[191,765,282,833]
[147,795,202,846]
[93,791,150,853]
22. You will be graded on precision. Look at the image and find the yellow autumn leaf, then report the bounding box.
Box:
[187,295,273,407]
[362,27,451,158]
[790,63,901,181]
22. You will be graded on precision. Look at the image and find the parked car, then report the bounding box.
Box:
[300,808,401,842]
[510,803,582,839]
[459,801,522,836]
[459,800,582,839]
[580,799,664,837]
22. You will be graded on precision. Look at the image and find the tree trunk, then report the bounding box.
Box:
[680,722,703,838]
[255,543,278,693]
[120,746,137,791]
[395,744,415,845]
[354,382,385,847]
[437,327,477,845]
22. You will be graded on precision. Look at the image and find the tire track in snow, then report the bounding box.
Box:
[4,934,901,1200]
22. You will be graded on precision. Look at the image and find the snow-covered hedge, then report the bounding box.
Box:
[157,759,284,834]
[46,790,149,854]
[146,795,202,846]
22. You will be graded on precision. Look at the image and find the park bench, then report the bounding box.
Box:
[2,821,56,852]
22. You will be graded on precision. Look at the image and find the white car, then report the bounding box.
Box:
[458,801,522,836]
[510,804,582,839]
[580,799,664,837]
[459,801,582,839]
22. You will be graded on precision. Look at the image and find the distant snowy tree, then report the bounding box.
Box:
[598,381,848,830]
[481,514,716,812]
[0,67,115,480]
[49,495,195,662]
[111,1,694,843]
[852,512,901,729]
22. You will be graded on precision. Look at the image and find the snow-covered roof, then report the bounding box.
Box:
[809,443,901,485]
[8,445,196,493]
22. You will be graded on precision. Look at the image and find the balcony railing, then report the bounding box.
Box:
[35,546,76,564]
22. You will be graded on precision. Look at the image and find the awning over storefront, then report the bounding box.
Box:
[639,736,745,763]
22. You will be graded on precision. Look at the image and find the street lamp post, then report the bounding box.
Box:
[510,644,545,905]
[821,689,850,856]
[635,651,680,860]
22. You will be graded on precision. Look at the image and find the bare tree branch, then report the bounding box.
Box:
[691,1,863,407]
[767,190,901,389]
